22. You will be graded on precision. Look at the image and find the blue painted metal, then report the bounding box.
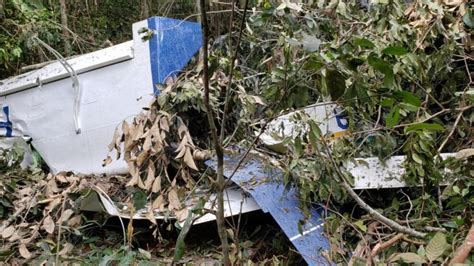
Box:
[207,154,332,266]
[147,17,202,94]
[0,106,12,137]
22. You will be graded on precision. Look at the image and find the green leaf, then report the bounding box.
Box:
[353,38,375,49]
[354,220,367,232]
[132,190,147,210]
[173,211,193,262]
[294,136,303,157]
[412,153,424,165]
[303,57,324,71]
[368,54,394,87]
[426,232,447,262]
[405,123,444,133]
[385,106,400,128]
[381,98,395,107]
[463,8,474,28]
[382,46,408,56]
[325,69,346,100]
[393,91,421,107]
[390,253,427,264]
[309,120,322,139]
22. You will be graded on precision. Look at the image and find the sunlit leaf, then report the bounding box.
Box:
[405,123,444,133]
[390,253,427,264]
[383,46,408,56]
[426,232,447,262]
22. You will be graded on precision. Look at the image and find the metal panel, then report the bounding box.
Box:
[207,154,332,266]
[147,17,202,93]
[0,41,134,96]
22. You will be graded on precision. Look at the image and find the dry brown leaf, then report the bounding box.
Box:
[183,148,199,171]
[152,195,165,211]
[151,175,162,193]
[175,136,188,159]
[67,215,82,227]
[443,0,464,6]
[137,176,146,190]
[108,127,120,152]
[102,155,113,167]
[59,209,75,224]
[2,226,15,239]
[65,175,79,183]
[58,242,74,256]
[168,189,180,211]
[144,163,155,190]
[18,187,33,197]
[20,226,39,244]
[126,162,139,187]
[42,215,55,234]
[146,208,157,225]
[19,244,32,259]
[45,198,61,213]
[46,179,60,196]
[160,116,169,132]
[55,174,68,183]
[122,121,130,135]
[136,151,149,166]
[175,208,190,222]
[143,134,152,152]
[8,230,22,242]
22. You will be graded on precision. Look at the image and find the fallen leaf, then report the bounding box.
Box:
[2,226,15,239]
[19,244,32,259]
[55,174,68,183]
[42,215,55,234]
[67,215,82,227]
[58,242,74,256]
[59,209,75,224]
[45,198,61,213]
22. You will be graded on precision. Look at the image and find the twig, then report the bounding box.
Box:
[423,226,447,232]
[370,233,405,258]
[55,197,66,265]
[349,222,378,266]
[399,190,412,229]
[320,137,426,238]
[438,110,463,152]
[198,1,230,264]
[402,236,425,245]
[220,0,249,144]
[449,223,474,265]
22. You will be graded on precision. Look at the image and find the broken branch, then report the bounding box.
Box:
[450,223,474,265]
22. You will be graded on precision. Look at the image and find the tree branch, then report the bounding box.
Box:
[320,138,426,239]
[198,0,230,264]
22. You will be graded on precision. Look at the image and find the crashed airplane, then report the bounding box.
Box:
[0,16,459,266]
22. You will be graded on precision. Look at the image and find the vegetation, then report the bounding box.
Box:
[1,0,473,265]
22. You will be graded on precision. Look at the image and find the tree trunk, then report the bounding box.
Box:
[59,0,71,56]
[198,0,231,265]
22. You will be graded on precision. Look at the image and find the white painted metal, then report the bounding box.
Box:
[347,153,456,189]
[0,41,134,96]
[0,19,153,174]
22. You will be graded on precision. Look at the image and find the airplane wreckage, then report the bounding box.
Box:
[0,17,460,265]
